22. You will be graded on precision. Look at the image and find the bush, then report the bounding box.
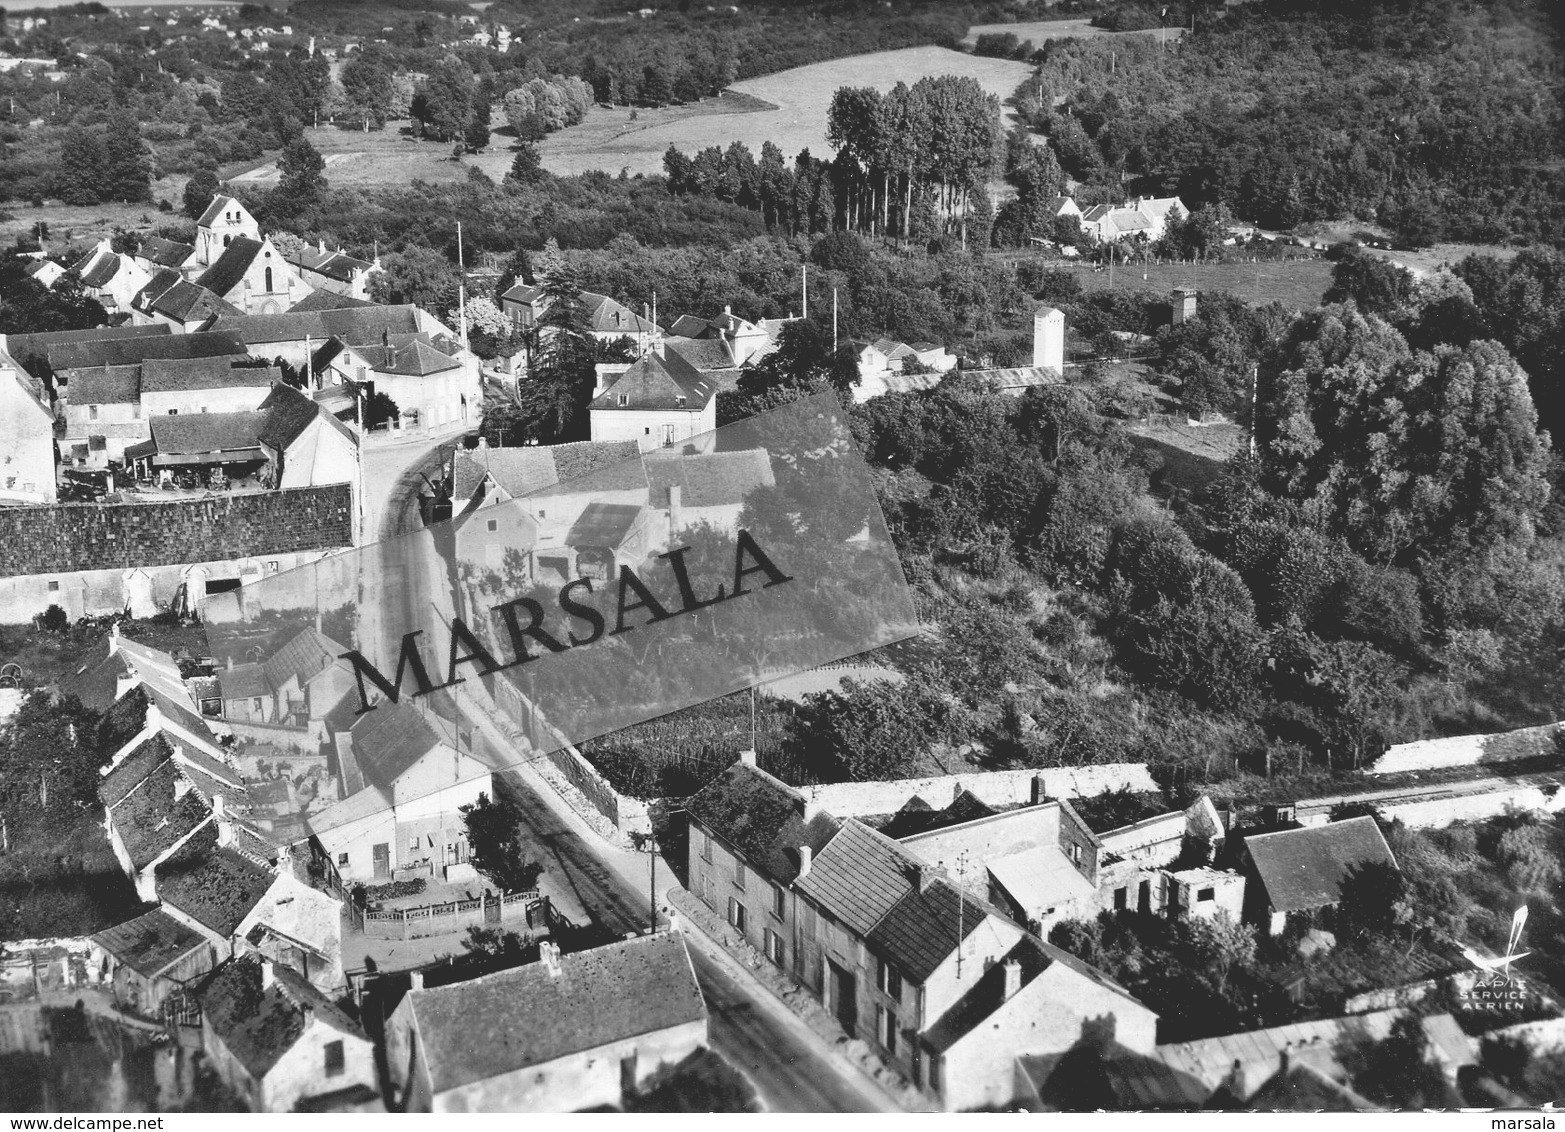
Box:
[34,604,68,633]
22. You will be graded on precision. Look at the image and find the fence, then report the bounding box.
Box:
[362,889,548,940]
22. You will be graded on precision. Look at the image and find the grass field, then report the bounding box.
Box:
[0,175,188,251]
[537,46,1036,179]
[960,18,1187,46]
[1061,257,1337,312]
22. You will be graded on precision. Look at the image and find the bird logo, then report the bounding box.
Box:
[1461,906,1531,981]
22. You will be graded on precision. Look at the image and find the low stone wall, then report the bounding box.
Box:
[226,719,321,755]
[1377,783,1565,829]
[362,890,548,940]
[1369,722,1563,776]
[799,763,1158,819]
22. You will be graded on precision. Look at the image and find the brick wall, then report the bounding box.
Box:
[0,485,353,576]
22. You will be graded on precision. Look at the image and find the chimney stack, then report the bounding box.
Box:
[1002,958,1022,1002]
[260,957,275,990]
[797,845,812,879]
[1031,775,1046,806]
[738,749,757,767]
[410,971,424,991]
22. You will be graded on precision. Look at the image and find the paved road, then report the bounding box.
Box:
[364,448,893,1113]
[497,773,894,1113]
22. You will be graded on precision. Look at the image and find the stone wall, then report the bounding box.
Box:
[0,484,353,576]
[1369,722,1563,776]
[799,763,1158,819]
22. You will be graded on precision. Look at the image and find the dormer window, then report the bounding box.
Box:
[617,394,629,406]
[675,396,686,407]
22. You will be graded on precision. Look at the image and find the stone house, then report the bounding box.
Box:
[309,700,491,885]
[71,240,154,315]
[131,269,243,332]
[386,932,708,1112]
[0,337,56,502]
[284,241,381,301]
[587,347,716,454]
[132,235,200,279]
[199,954,375,1112]
[218,623,353,732]
[1240,816,1399,936]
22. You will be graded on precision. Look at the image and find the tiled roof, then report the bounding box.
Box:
[291,248,373,284]
[407,932,706,1094]
[289,289,378,312]
[134,267,184,309]
[925,934,1142,1052]
[666,314,710,338]
[196,236,265,299]
[67,364,141,405]
[146,410,267,456]
[78,252,124,289]
[348,700,443,789]
[90,908,206,979]
[565,501,643,549]
[866,876,991,984]
[549,439,642,488]
[590,350,714,411]
[200,953,364,1078]
[662,336,738,372]
[1243,1060,1383,1111]
[1244,816,1397,914]
[137,235,197,269]
[156,831,276,937]
[644,448,773,509]
[260,626,344,691]
[499,281,544,305]
[4,324,167,374]
[256,381,354,450]
[140,356,274,393]
[48,330,247,372]
[101,736,214,870]
[206,305,424,347]
[355,337,458,377]
[795,820,917,938]
[580,291,657,336]
[687,761,842,886]
[452,440,643,503]
[147,280,243,323]
[219,662,270,700]
[101,731,177,808]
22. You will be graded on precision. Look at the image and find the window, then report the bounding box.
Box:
[734,861,746,890]
[701,832,713,864]
[487,519,498,532]
[1113,887,1128,911]
[537,509,546,519]
[701,874,714,908]
[337,852,349,867]
[877,958,901,1002]
[1198,887,1216,902]
[1068,842,1083,866]
[764,928,785,966]
[644,427,651,435]
[48,580,59,592]
[323,1040,344,1077]
[168,409,178,415]
[617,394,629,406]
[727,898,746,933]
[772,883,785,919]
[266,561,278,574]
[264,267,274,292]
[88,405,99,420]
[409,836,420,855]
[223,235,231,247]
[252,697,264,713]
[877,1005,898,1055]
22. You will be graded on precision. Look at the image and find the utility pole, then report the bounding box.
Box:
[649,830,658,933]
[832,288,839,350]
[801,264,808,319]
[1249,363,1259,458]
[456,221,468,348]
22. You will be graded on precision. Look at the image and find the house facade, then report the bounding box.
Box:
[71,240,154,315]
[195,195,263,267]
[0,339,57,503]
[588,348,717,453]
[197,236,314,317]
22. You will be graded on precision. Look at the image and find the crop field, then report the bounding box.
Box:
[537,46,1036,179]
[960,18,1187,46]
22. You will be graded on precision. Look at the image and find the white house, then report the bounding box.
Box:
[588,347,716,454]
[194,194,262,267]
[310,701,491,885]
[196,235,314,317]
[0,337,56,503]
[71,240,154,315]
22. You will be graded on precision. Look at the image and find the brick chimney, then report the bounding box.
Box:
[1002,958,1022,1002]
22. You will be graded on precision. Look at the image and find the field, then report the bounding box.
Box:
[1065,257,1336,312]
[537,46,1037,179]
[960,18,1188,46]
[0,176,189,252]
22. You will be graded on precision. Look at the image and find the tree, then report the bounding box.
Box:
[57,128,108,205]
[367,245,460,312]
[787,675,951,781]
[103,110,151,203]
[459,792,543,893]
[340,54,394,128]
[464,109,491,154]
[507,143,543,186]
[183,167,219,221]
[1324,250,1416,318]
[512,268,596,442]
[640,64,672,108]
[277,135,326,208]
[1258,306,1552,567]
[419,57,474,142]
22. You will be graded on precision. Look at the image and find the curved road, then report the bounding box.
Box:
[370,442,895,1113]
